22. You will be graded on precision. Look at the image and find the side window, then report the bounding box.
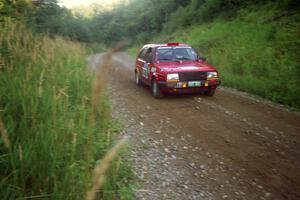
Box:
[144,48,153,63]
[138,50,143,58]
[138,48,148,60]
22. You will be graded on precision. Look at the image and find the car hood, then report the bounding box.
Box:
[157,61,217,73]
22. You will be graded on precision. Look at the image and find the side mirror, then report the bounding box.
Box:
[197,56,206,62]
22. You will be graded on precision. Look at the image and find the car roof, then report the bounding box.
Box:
[142,43,191,49]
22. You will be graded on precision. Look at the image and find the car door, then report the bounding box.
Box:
[136,47,147,81]
[141,48,153,85]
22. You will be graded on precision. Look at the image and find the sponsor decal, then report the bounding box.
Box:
[142,63,149,79]
[151,67,156,73]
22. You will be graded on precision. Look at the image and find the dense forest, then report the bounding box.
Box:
[1,0,299,44]
[1,0,300,199]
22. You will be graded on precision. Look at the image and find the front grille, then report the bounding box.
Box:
[179,72,207,81]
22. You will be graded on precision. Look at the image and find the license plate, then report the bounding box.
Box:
[188,81,201,87]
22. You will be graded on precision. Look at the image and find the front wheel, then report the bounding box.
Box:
[205,89,215,96]
[152,79,163,98]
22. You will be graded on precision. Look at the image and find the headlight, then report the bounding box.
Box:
[207,72,218,79]
[167,73,179,81]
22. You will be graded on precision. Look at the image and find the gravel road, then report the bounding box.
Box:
[89,52,300,200]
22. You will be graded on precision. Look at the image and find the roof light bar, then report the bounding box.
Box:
[167,42,180,46]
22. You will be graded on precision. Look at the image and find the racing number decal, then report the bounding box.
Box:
[142,63,149,79]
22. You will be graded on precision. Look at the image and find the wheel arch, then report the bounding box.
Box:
[151,73,159,83]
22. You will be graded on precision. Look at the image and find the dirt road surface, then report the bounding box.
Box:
[89,52,300,200]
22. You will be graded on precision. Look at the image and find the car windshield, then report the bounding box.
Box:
[156,47,197,62]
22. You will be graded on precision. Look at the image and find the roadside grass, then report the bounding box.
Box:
[0,21,134,199]
[127,47,140,58]
[86,43,107,54]
[129,5,300,109]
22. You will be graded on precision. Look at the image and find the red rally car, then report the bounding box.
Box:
[134,43,220,98]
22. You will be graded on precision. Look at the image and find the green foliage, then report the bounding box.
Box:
[0,0,95,43]
[0,0,34,23]
[32,0,94,42]
[1,0,299,47]
[80,0,192,45]
[127,47,140,57]
[0,21,134,199]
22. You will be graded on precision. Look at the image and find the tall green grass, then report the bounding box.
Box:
[148,5,300,108]
[0,21,133,199]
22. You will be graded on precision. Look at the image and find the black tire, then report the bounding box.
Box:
[152,79,163,98]
[135,71,142,86]
[205,89,215,96]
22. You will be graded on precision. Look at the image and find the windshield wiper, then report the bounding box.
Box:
[177,57,192,61]
[159,58,174,61]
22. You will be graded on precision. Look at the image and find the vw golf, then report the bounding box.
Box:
[134,43,220,98]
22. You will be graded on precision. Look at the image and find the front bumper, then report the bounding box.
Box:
[158,79,220,94]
